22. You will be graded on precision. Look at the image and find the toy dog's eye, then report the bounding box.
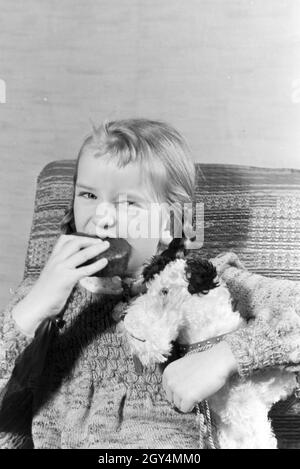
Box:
[160,287,169,296]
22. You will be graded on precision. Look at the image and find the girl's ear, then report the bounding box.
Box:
[185,255,219,295]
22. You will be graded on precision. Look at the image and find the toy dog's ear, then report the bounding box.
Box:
[142,236,188,283]
[142,254,174,283]
[163,236,187,260]
[185,254,219,295]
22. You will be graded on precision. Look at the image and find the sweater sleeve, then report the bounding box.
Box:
[0,277,37,386]
[210,252,300,379]
[223,317,300,379]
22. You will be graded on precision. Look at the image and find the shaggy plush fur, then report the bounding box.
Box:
[123,249,298,449]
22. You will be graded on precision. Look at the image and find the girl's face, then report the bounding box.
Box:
[73,147,168,277]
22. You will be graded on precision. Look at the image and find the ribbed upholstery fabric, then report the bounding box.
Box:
[24,161,300,281]
[12,160,300,448]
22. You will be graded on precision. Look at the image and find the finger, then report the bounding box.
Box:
[66,241,110,269]
[113,276,122,288]
[172,394,184,412]
[75,257,109,279]
[59,236,107,261]
[51,234,75,256]
[178,398,196,414]
[89,277,123,295]
[165,388,174,405]
[79,276,124,294]
[101,276,123,294]
[162,374,174,404]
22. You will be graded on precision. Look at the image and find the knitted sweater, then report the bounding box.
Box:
[0,279,199,449]
[1,254,300,449]
[214,253,300,379]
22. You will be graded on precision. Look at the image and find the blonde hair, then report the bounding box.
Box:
[60,118,197,246]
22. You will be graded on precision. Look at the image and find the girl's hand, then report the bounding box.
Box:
[162,341,238,413]
[79,275,124,295]
[210,252,245,276]
[26,234,111,320]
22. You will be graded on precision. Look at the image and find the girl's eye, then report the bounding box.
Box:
[78,192,97,200]
[118,200,136,206]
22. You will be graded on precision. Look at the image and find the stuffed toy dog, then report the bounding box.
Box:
[122,238,300,449]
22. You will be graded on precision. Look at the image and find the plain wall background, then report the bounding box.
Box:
[0,0,300,310]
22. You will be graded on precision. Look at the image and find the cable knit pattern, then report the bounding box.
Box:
[224,320,295,379]
[213,261,300,379]
[1,282,199,449]
[0,277,38,384]
[2,259,300,448]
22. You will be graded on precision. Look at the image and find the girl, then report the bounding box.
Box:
[0,118,214,448]
[0,119,297,449]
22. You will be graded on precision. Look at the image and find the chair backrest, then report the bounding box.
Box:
[23,160,300,281]
[22,159,300,446]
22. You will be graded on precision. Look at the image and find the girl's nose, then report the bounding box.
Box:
[93,202,116,230]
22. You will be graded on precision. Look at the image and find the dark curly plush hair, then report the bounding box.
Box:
[142,236,187,283]
[185,254,219,295]
[142,240,219,295]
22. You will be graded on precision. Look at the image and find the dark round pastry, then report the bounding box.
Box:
[73,232,131,277]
